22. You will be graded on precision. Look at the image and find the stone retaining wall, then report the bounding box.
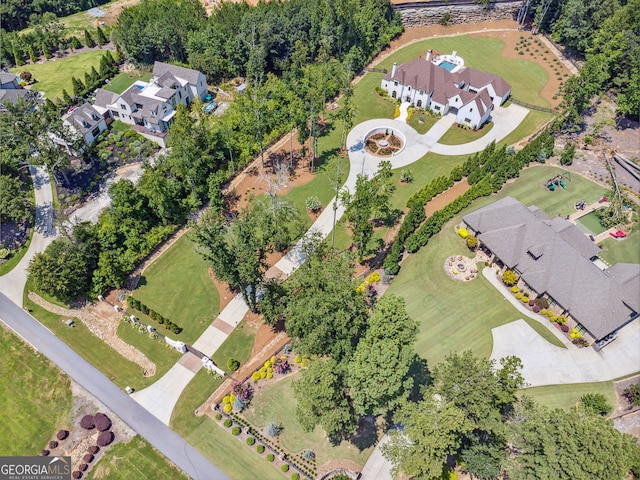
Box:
[397,1,521,28]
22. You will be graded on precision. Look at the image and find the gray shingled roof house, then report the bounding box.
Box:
[462,196,640,342]
[0,72,33,110]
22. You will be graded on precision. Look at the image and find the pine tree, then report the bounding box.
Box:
[72,77,84,97]
[70,36,82,50]
[84,30,96,48]
[96,26,108,46]
[90,66,99,83]
[84,72,93,89]
[45,98,58,113]
[62,89,72,106]
[99,55,110,77]
[27,45,37,63]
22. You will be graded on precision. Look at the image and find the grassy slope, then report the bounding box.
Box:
[117,321,181,378]
[0,326,72,455]
[133,235,219,344]
[170,370,284,480]
[211,321,256,374]
[86,436,188,480]
[598,224,640,264]
[523,381,617,411]
[242,372,377,467]
[10,50,106,100]
[387,165,607,366]
[437,121,495,145]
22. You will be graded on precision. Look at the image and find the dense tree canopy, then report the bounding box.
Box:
[0,174,31,223]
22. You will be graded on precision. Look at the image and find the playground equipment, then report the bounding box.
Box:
[545,173,571,191]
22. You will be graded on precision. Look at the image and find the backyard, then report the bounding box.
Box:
[386,165,610,366]
[524,381,616,410]
[10,50,107,100]
[0,326,72,455]
[132,235,220,344]
[104,71,153,95]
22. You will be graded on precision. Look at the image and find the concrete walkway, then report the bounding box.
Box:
[395,101,410,122]
[360,432,394,480]
[0,166,57,306]
[484,267,640,386]
[133,105,531,422]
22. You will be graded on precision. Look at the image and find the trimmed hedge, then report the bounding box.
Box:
[96,431,114,447]
[83,454,94,463]
[48,441,58,449]
[246,437,255,446]
[80,415,95,430]
[94,413,111,432]
[87,446,99,455]
[72,472,82,479]
[56,430,68,441]
[223,419,232,428]
[231,426,241,436]
[281,464,289,472]
[292,474,300,480]
[257,444,265,454]
[266,454,275,462]
[126,296,182,334]
[41,450,49,456]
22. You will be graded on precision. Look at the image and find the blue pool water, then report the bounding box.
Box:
[438,60,457,72]
[135,84,144,90]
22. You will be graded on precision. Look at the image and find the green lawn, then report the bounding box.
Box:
[10,50,107,100]
[117,321,181,378]
[374,35,550,107]
[170,370,284,480]
[211,321,256,374]
[243,372,379,468]
[133,235,219,344]
[87,436,188,479]
[0,325,72,455]
[598,224,640,264]
[387,165,608,366]
[104,71,152,95]
[437,121,495,145]
[498,110,554,148]
[408,111,439,134]
[111,120,132,133]
[24,281,160,391]
[522,381,616,411]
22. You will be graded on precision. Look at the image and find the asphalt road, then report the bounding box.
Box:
[0,293,229,480]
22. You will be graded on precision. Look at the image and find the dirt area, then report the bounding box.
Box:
[425,178,471,217]
[28,291,155,376]
[612,375,640,443]
[45,381,135,477]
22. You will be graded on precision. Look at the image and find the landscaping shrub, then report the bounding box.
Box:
[80,415,95,430]
[457,228,469,238]
[466,236,478,250]
[56,430,68,441]
[291,474,300,480]
[511,286,519,293]
[281,464,289,472]
[232,382,253,404]
[96,431,114,447]
[580,393,613,416]
[540,309,547,315]
[78,464,88,472]
[232,426,241,436]
[256,444,265,454]
[266,422,281,437]
[533,306,540,313]
[561,325,569,332]
[94,413,111,432]
[87,446,99,455]
[623,384,640,406]
[522,296,529,303]
[48,441,58,449]
[528,300,534,306]
[303,449,315,460]
[502,270,518,286]
[227,357,240,371]
[305,196,322,212]
[41,450,49,456]
[267,454,275,462]
[246,437,255,446]
[534,297,549,309]
[72,472,82,479]
[215,413,222,420]
[252,372,261,381]
[83,454,94,463]
[223,419,232,428]
[515,293,522,300]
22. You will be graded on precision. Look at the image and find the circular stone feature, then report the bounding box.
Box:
[365,127,405,157]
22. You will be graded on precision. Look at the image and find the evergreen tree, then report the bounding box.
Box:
[84,29,96,48]
[95,26,108,46]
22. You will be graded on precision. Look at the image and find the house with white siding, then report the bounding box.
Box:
[381,51,511,130]
[93,62,207,146]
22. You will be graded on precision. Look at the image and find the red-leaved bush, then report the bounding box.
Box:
[72,471,82,479]
[48,441,58,449]
[93,413,111,432]
[87,446,99,455]
[41,450,49,456]
[80,415,95,430]
[78,464,88,472]
[83,454,94,463]
[56,430,68,441]
[96,431,114,447]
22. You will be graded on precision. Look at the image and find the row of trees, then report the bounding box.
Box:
[1,15,110,68]
[114,0,402,83]
[525,0,640,120]
[1,0,110,32]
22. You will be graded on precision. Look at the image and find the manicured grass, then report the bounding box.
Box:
[10,50,107,100]
[170,370,284,480]
[87,436,188,479]
[104,71,152,95]
[498,110,554,148]
[111,119,132,133]
[387,165,607,365]
[598,224,640,264]
[523,381,616,411]
[117,321,181,378]
[576,210,608,235]
[133,235,219,344]
[352,75,396,123]
[408,111,439,134]
[437,121,494,145]
[374,36,550,107]
[211,321,256,374]
[24,281,159,391]
[0,236,31,275]
[0,325,72,455]
[243,372,379,467]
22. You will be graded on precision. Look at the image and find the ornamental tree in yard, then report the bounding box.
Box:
[346,295,418,416]
[502,269,518,286]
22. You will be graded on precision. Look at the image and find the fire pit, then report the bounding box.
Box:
[364,127,405,157]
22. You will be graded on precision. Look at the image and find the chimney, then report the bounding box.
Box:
[391,62,398,77]
[426,49,432,61]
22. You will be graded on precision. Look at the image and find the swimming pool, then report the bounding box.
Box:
[438,60,458,72]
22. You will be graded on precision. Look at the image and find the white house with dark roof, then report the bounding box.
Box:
[93,62,207,146]
[0,72,33,111]
[62,104,108,145]
[381,52,511,130]
[462,196,640,346]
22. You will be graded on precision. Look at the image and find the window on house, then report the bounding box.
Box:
[547,296,557,307]
[92,127,100,137]
[178,91,182,99]
[393,81,398,87]
[465,118,471,123]
[408,86,411,91]
[417,100,422,107]
[434,105,440,111]
[470,108,473,112]
[112,111,120,117]
[120,104,126,110]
